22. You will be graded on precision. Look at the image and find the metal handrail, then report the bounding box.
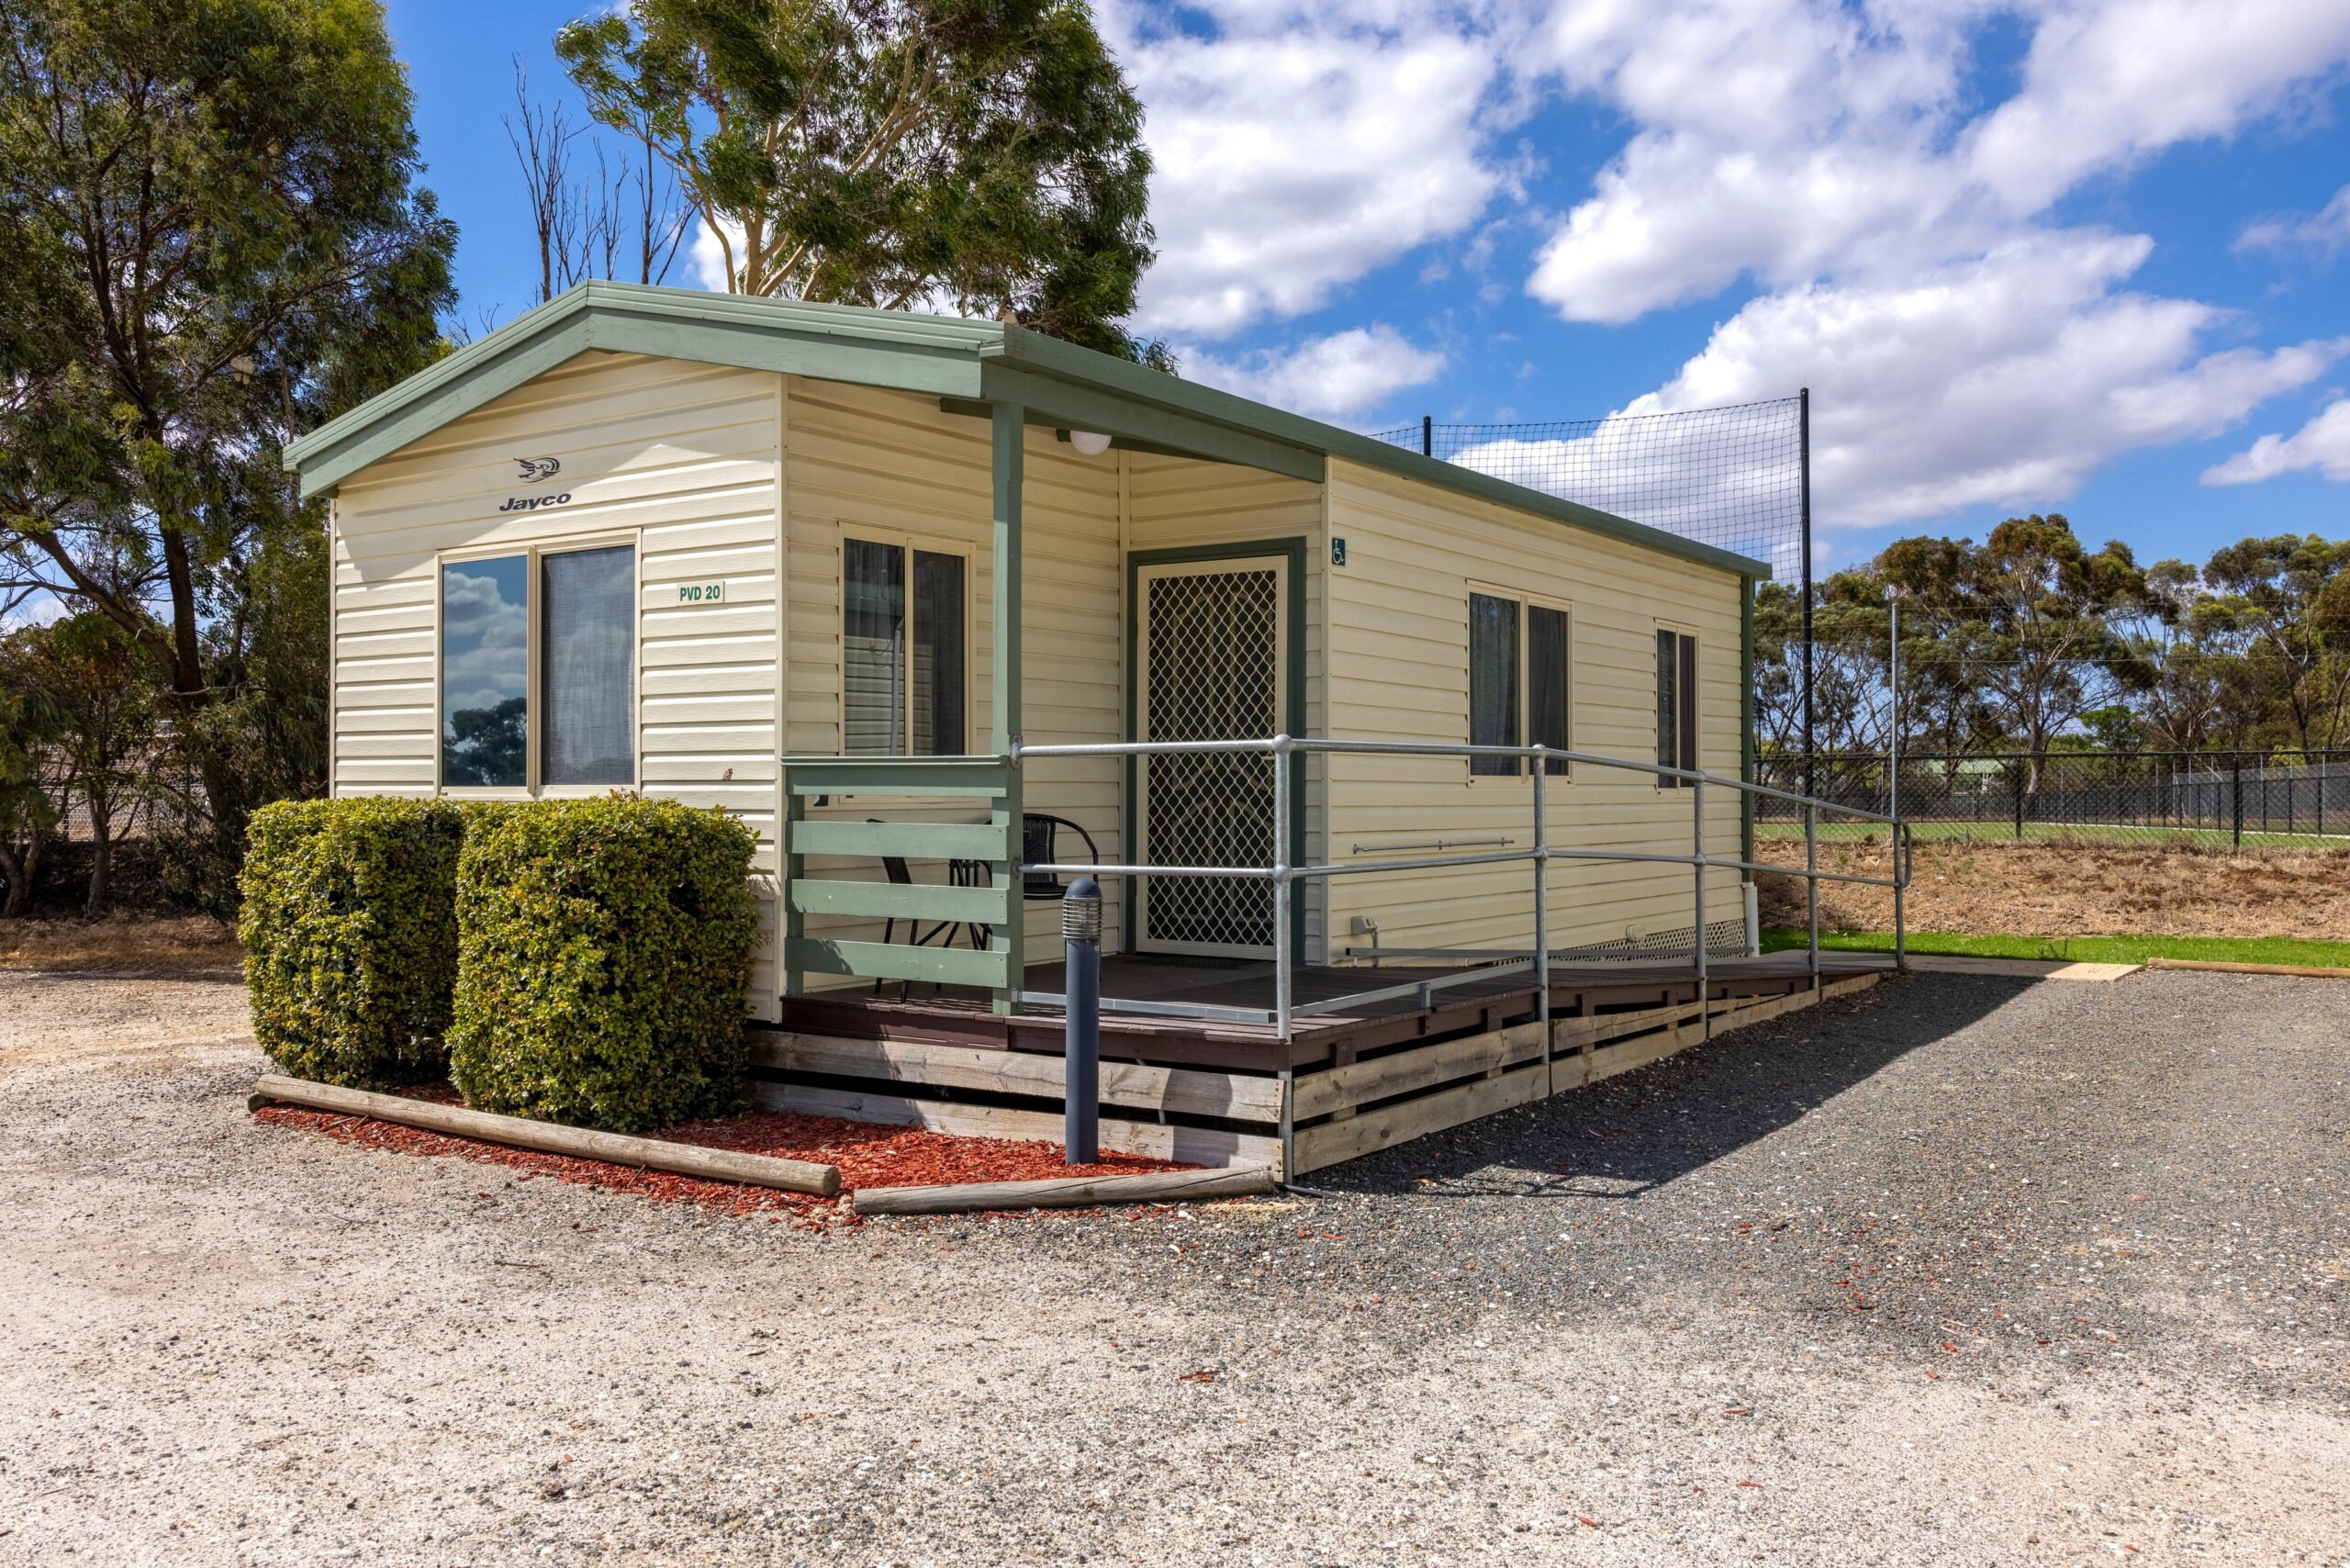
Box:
[1005,734,1908,1046]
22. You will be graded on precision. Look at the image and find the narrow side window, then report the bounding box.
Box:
[442,554,530,788]
[1677,632,1698,779]
[1656,629,1697,785]
[912,549,966,756]
[843,538,907,756]
[1469,591,1520,776]
[1528,604,1570,775]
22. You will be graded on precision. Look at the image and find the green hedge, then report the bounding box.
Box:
[449,797,760,1133]
[239,798,466,1087]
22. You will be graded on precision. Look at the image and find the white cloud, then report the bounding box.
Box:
[1107,1,1514,338]
[1184,325,1447,420]
[2236,184,2350,258]
[2203,398,2350,485]
[1527,0,2350,321]
[1964,1,2350,213]
[1635,237,2335,530]
[1513,0,2350,530]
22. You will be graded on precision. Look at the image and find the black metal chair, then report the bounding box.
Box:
[1022,812,1102,901]
[870,814,1102,998]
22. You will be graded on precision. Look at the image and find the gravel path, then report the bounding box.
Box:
[3,966,2346,1565]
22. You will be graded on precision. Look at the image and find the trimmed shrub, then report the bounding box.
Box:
[239,798,466,1087]
[449,797,760,1133]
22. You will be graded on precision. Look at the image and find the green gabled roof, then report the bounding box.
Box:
[285,280,1768,580]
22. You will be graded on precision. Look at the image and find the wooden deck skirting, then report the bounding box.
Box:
[748,971,1883,1180]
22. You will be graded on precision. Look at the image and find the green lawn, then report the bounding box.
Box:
[1752,819,2350,850]
[1759,926,2350,968]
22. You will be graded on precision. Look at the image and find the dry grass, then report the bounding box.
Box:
[0,914,244,975]
[1757,836,2350,941]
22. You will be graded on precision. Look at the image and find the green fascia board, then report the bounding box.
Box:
[284,280,1769,580]
[285,282,996,497]
[975,362,1325,485]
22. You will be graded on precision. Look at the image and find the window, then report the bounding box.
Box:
[440,543,636,791]
[1656,628,1698,785]
[1469,591,1572,778]
[844,536,967,756]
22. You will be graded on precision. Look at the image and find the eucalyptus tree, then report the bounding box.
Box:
[2202,534,2350,755]
[1969,515,2148,788]
[556,0,1168,363]
[0,0,456,708]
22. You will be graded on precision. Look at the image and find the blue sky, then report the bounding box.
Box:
[393,0,2350,576]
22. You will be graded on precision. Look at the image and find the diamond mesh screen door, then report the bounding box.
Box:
[1136,558,1286,956]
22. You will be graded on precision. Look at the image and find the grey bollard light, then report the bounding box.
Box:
[1062,877,1102,1164]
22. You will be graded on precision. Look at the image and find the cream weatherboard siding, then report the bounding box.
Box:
[328,350,788,1016]
[779,377,1125,968]
[1123,451,1330,957]
[1323,456,1747,958]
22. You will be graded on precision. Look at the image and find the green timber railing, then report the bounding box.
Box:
[780,755,1023,1009]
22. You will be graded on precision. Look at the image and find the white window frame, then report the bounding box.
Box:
[434,532,643,799]
[1465,584,1573,784]
[835,527,977,760]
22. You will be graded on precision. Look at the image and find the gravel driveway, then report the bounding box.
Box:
[3,965,2345,1566]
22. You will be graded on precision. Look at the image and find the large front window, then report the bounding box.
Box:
[844,536,967,756]
[440,543,636,790]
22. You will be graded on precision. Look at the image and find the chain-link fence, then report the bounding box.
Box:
[1367,398,1807,581]
[1753,751,2350,848]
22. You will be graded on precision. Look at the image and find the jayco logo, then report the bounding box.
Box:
[498,455,571,513]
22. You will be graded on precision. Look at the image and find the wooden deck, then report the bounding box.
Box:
[772,951,1882,1071]
[752,953,1888,1179]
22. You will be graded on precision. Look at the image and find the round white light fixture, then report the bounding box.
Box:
[1069,430,1113,457]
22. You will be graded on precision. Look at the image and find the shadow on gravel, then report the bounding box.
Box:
[1307,974,2035,1199]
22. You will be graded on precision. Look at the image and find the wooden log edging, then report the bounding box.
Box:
[745,1080,1286,1175]
[853,1164,1279,1216]
[248,1075,842,1197]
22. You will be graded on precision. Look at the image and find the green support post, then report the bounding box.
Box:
[991,401,1025,1013]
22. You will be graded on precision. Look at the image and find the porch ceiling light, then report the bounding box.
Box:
[1069,430,1113,457]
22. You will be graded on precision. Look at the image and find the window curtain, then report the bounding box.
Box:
[541,544,635,785]
[1469,592,1519,776]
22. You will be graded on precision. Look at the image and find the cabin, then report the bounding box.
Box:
[286,282,1874,1175]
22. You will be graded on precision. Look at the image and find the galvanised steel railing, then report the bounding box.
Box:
[1009,734,1910,1045]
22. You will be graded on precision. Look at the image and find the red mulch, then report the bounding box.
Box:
[252,1081,1196,1229]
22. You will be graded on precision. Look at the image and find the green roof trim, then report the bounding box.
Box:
[285,280,1768,579]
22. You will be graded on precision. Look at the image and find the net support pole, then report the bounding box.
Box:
[1799,387,1815,809]
[1806,801,1820,993]
[1889,596,1905,973]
